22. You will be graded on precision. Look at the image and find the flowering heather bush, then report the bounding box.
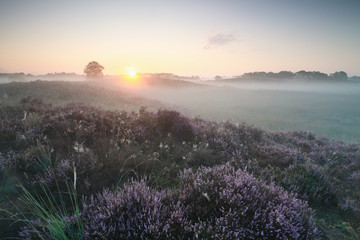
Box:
[130,107,159,142]
[76,164,319,239]
[177,164,319,239]
[275,163,337,205]
[80,180,174,239]
[130,108,195,142]
[257,144,301,169]
[0,149,47,174]
[265,131,360,212]
[0,106,26,150]
[156,109,195,141]
[0,151,18,171]
[200,123,360,214]
[195,120,264,162]
[20,96,52,113]
[41,151,97,194]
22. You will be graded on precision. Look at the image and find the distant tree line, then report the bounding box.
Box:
[0,72,79,78]
[157,73,200,80]
[43,72,78,76]
[0,72,28,81]
[0,72,27,77]
[0,72,85,82]
[237,70,348,81]
[350,76,360,81]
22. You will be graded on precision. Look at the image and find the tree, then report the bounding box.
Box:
[278,71,296,80]
[214,75,222,81]
[330,71,348,81]
[84,61,104,78]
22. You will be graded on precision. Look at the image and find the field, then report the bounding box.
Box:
[130,79,360,143]
[2,79,360,143]
[0,79,360,239]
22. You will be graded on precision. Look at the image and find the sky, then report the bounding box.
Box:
[0,0,359,77]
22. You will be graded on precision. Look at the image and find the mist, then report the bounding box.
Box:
[111,77,360,143]
[205,78,360,94]
[1,73,359,143]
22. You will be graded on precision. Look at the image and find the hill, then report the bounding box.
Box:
[0,80,164,112]
[212,71,349,82]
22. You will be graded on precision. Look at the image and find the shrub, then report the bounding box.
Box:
[78,164,319,239]
[41,151,97,195]
[156,109,195,141]
[274,163,337,206]
[257,144,300,169]
[177,163,320,239]
[81,180,174,239]
[20,97,52,113]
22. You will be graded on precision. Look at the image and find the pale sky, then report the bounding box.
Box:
[0,0,359,77]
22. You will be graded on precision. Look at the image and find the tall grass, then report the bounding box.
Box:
[14,171,82,239]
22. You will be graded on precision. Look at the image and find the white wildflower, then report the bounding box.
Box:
[73,162,77,190]
[202,192,210,202]
[73,142,84,153]
[16,133,26,141]
[22,111,27,121]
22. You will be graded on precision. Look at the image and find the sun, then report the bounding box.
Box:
[123,68,142,86]
[128,70,137,78]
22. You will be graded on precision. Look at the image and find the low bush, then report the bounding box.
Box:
[176,164,319,239]
[69,164,319,239]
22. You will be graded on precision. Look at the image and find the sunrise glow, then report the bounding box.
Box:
[128,70,137,78]
[1,1,359,76]
[123,68,142,86]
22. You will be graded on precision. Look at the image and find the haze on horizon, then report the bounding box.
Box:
[0,0,359,77]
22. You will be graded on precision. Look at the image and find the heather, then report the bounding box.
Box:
[78,164,318,239]
[18,165,319,239]
[1,97,359,239]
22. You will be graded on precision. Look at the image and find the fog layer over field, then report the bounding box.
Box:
[206,79,360,95]
[120,78,360,143]
[1,77,359,143]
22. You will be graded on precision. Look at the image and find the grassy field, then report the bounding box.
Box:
[133,81,360,143]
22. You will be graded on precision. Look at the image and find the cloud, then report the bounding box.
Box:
[204,33,239,50]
